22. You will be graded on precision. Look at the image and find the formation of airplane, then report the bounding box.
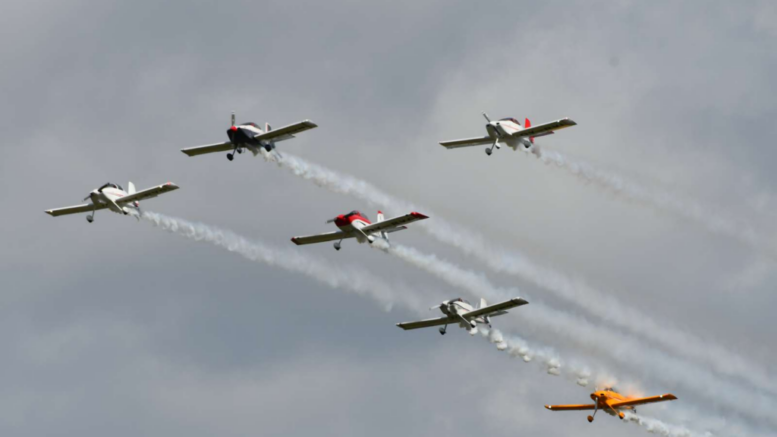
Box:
[545,388,678,422]
[397,297,529,335]
[47,111,682,427]
[45,181,179,223]
[181,112,317,161]
[440,113,577,156]
[291,210,428,250]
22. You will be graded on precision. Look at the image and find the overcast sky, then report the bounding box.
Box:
[3,1,777,436]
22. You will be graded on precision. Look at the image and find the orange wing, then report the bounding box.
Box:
[610,394,677,408]
[545,404,596,411]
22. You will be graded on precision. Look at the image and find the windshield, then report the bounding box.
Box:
[98,182,123,192]
[500,117,520,125]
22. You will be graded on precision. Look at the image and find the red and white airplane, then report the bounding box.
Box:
[440,113,577,156]
[181,112,317,161]
[45,181,179,223]
[291,210,429,250]
[396,297,529,335]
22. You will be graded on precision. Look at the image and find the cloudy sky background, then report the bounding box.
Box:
[3,0,777,435]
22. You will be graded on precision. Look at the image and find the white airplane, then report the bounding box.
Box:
[45,181,179,223]
[440,113,577,156]
[291,210,428,251]
[181,112,317,161]
[396,297,529,335]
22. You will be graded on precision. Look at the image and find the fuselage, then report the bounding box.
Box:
[438,298,489,327]
[591,390,635,416]
[227,123,273,153]
[88,183,138,215]
[333,210,373,242]
[485,118,534,152]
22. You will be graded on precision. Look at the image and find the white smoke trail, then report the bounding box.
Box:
[380,242,777,428]
[623,413,711,437]
[538,149,760,249]
[140,211,439,314]
[260,150,777,397]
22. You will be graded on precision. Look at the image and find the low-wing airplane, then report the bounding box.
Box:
[545,388,678,423]
[291,210,428,251]
[181,112,317,161]
[439,113,577,156]
[45,181,179,223]
[396,297,529,335]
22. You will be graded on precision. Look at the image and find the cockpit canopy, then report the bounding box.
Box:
[344,210,369,221]
[241,122,260,128]
[451,297,472,305]
[499,117,521,125]
[97,182,123,192]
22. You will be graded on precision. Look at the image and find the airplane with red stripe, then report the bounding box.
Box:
[439,113,576,157]
[291,210,428,251]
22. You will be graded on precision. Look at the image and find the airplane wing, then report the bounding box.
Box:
[45,203,109,217]
[252,120,318,142]
[463,298,529,320]
[290,231,356,246]
[609,394,678,408]
[181,141,234,157]
[545,404,596,411]
[117,182,179,205]
[361,212,429,234]
[396,316,456,330]
[439,136,494,149]
[512,118,576,139]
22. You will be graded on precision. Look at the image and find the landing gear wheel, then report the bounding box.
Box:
[587,416,594,423]
[485,148,492,156]
[236,148,242,154]
[438,327,446,335]
[333,242,341,251]
[86,216,94,223]
[227,153,234,161]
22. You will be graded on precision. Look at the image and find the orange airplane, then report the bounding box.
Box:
[545,388,677,423]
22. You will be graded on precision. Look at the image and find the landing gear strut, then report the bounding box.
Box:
[439,324,447,335]
[587,399,600,423]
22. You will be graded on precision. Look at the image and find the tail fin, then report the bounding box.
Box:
[525,118,534,144]
[128,182,136,194]
[377,211,385,222]
[377,211,388,243]
[265,123,272,132]
[479,298,488,309]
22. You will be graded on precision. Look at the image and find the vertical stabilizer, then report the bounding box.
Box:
[525,118,534,143]
[265,122,272,132]
[479,298,488,309]
[377,211,385,222]
[128,182,136,194]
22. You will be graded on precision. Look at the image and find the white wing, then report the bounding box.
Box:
[361,212,429,234]
[45,203,109,217]
[512,118,576,138]
[117,182,179,205]
[463,298,528,320]
[439,136,494,149]
[291,231,356,246]
[396,316,456,330]
[181,141,234,157]
[253,120,317,142]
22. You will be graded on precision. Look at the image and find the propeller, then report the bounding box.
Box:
[231,111,236,127]
[326,216,339,224]
[482,112,491,123]
[430,300,449,310]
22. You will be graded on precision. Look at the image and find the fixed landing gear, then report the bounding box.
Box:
[86,215,94,223]
[227,153,234,161]
[333,240,342,251]
[485,139,500,156]
[439,325,447,335]
[587,415,594,423]
[485,148,492,156]
[587,400,600,423]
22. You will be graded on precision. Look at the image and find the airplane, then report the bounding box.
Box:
[291,210,428,251]
[439,113,577,156]
[545,388,678,423]
[396,297,529,335]
[181,112,318,161]
[44,181,179,223]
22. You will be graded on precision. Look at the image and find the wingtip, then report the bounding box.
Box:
[664,394,678,400]
[290,237,300,245]
[513,297,530,306]
[545,405,553,410]
[411,212,429,219]
[44,210,54,216]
